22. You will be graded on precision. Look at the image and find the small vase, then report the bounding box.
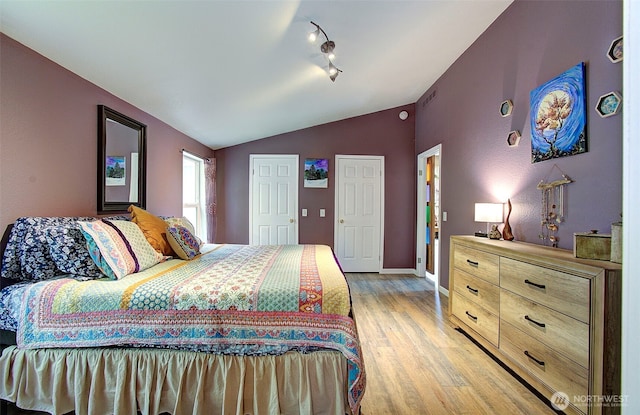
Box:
[502,199,514,241]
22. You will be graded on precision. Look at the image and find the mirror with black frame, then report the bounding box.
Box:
[97,105,147,214]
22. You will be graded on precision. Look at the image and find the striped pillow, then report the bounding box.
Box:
[78,219,166,279]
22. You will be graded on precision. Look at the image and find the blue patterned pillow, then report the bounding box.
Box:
[1,217,95,281]
[0,282,30,331]
[45,226,105,279]
[166,226,201,260]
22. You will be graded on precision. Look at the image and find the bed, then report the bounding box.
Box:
[0,216,365,415]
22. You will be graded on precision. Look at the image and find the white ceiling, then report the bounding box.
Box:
[0,0,513,149]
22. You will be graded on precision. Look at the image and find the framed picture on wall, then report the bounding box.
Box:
[529,62,587,163]
[105,155,126,186]
[304,158,328,188]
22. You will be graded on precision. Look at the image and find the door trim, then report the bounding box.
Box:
[248,154,299,245]
[334,155,385,272]
[416,144,442,289]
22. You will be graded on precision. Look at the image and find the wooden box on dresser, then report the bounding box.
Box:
[448,236,622,415]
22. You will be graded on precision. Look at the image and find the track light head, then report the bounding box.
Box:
[328,62,342,82]
[308,22,321,42]
[308,28,320,42]
[328,62,338,75]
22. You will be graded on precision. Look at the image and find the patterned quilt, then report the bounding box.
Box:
[16,243,365,412]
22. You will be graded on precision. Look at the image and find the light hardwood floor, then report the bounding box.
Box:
[347,272,557,415]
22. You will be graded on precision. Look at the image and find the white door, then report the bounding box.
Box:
[249,155,298,245]
[335,155,384,272]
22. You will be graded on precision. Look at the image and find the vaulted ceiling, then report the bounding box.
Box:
[0,0,513,149]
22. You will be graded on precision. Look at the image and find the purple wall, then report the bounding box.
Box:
[215,106,416,269]
[416,0,622,288]
[0,34,214,233]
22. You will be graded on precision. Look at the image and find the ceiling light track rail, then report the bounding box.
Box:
[308,21,342,82]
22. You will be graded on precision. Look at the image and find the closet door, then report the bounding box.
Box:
[335,155,384,272]
[249,154,298,245]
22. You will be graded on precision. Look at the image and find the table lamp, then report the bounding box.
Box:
[474,203,503,238]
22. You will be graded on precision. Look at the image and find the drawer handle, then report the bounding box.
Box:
[524,315,546,328]
[465,311,478,322]
[466,259,479,267]
[524,350,545,367]
[524,279,546,290]
[466,285,479,294]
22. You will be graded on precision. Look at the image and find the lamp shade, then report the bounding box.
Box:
[474,203,503,223]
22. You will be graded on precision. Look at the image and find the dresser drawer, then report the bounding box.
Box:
[451,293,499,347]
[452,268,499,315]
[501,289,589,368]
[453,244,499,285]
[501,321,588,401]
[500,257,590,323]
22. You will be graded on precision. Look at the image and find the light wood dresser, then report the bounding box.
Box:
[449,236,622,415]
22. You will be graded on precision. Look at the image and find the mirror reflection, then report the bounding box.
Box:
[98,105,146,213]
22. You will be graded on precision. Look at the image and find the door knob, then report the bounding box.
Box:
[289,218,295,223]
[339,219,344,223]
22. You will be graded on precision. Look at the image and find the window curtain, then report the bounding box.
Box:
[205,158,217,243]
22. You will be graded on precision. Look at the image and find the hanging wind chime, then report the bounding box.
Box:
[537,169,573,247]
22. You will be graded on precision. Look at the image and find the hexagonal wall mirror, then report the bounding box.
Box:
[595,91,622,118]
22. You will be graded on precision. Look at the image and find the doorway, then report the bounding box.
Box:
[249,154,299,245]
[416,145,441,288]
[334,155,384,272]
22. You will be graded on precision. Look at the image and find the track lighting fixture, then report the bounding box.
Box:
[308,21,342,82]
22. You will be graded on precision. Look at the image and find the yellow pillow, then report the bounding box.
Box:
[128,205,174,256]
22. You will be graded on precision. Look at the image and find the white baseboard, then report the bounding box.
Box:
[439,286,449,297]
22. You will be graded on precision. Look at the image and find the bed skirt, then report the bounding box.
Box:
[0,346,350,415]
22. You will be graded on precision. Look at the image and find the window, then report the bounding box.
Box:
[182,152,207,240]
